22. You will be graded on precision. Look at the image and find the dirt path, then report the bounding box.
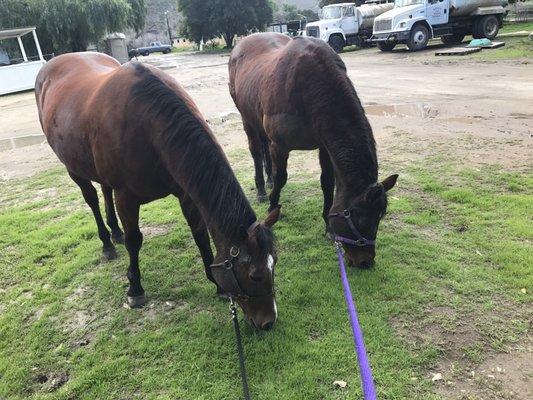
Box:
[1,48,531,180]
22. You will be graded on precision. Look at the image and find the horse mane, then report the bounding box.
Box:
[293,38,378,188]
[129,63,258,241]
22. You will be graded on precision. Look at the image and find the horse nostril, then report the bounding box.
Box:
[261,320,274,331]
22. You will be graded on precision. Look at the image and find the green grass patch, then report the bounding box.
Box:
[0,152,531,399]
[500,21,533,34]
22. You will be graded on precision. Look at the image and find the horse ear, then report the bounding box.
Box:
[264,205,281,228]
[364,185,384,204]
[382,174,398,192]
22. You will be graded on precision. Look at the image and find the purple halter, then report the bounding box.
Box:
[328,209,375,247]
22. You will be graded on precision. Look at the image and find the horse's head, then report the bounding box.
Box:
[210,206,281,330]
[330,175,398,268]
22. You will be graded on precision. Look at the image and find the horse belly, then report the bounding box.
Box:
[263,113,318,151]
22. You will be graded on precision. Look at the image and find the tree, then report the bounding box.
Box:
[273,3,319,23]
[0,0,147,54]
[177,0,218,45]
[299,9,319,22]
[178,0,273,48]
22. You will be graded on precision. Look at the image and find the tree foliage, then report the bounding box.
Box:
[178,0,273,48]
[272,2,319,23]
[0,0,146,54]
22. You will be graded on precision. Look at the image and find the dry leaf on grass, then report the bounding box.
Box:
[333,380,347,388]
[431,373,443,382]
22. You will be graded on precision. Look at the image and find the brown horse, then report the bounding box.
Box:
[229,33,398,268]
[35,52,280,330]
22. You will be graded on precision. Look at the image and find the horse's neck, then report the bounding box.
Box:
[323,124,378,204]
[155,129,256,245]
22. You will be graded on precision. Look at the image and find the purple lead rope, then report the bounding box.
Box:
[335,242,377,400]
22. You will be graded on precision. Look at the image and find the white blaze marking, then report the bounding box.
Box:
[267,254,274,272]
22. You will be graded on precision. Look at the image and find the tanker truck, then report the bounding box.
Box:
[305,0,395,52]
[371,0,508,51]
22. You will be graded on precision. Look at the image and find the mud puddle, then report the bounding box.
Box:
[365,103,439,118]
[0,134,47,152]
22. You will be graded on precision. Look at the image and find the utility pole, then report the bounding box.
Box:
[164,11,172,45]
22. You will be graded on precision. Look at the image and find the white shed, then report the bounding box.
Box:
[0,27,46,95]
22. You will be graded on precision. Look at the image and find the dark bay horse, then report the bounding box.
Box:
[35,52,280,330]
[229,33,398,268]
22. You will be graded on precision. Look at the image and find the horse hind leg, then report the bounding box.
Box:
[114,190,147,308]
[68,171,117,260]
[101,185,124,244]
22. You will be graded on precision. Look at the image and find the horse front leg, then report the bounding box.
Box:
[268,144,289,212]
[262,136,273,189]
[114,191,147,308]
[319,147,335,238]
[176,193,222,296]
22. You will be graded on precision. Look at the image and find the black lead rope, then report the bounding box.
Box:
[230,297,251,400]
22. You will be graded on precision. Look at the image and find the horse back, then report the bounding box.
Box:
[230,34,344,149]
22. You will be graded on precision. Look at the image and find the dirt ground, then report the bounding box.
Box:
[0,46,531,180]
[0,45,531,399]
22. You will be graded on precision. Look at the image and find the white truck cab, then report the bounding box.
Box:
[372,0,508,51]
[305,1,394,52]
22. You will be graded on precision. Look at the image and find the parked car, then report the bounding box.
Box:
[129,42,172,58]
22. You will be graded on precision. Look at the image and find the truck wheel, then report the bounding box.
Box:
[407,24,430,51]
[377,42,396,52]
[141,51,149,56]
[441,32,465,46]
[163,49,171,54]
[474,15,500,40]
[328,36,345,53]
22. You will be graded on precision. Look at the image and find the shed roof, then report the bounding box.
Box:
[0,27,36,40]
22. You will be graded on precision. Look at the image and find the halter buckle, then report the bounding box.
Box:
[343,209,351,218]
[224,260,233,270]
[230,246,240,258]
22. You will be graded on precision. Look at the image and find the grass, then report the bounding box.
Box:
[471,35,533,59]
[0,149,531,399]
[500,21,533,34]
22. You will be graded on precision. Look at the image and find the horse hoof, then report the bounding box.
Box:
[257,194,268,203]
[112,233,124,245]
[103,247,118,261]
[266,180,273,189]
[127,294,148,308]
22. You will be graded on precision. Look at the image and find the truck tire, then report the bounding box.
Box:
[163,48,171,54]
[378,42,396,52]
[141,50,149,56]
[473,15,500,40]
[407,24,430,51]
[441,32,466,46]
[328,35,345,53]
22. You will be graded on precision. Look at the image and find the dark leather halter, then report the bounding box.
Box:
[328,209,375,247]
[208,221,273,301]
